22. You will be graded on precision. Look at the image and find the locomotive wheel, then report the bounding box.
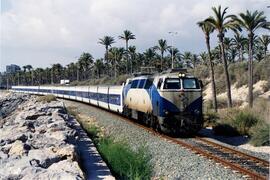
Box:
[151,115,161,132]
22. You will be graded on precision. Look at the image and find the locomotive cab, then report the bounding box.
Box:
[153,72,203,135]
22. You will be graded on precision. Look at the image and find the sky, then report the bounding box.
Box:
[0,0,269,72]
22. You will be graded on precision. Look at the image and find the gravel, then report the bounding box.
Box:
[62,99,246,180]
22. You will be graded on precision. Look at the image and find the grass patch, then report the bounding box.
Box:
[98,138,152,180]
[250,121,270,146]
[66,106,152,179]
[231,111,259,135]
[37,95,57,103]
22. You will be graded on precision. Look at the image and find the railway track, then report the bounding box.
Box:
[63,99,269,179]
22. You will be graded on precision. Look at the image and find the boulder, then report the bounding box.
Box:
[9,140,31,156]
[28,149,61,168]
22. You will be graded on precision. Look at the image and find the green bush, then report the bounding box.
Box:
[250,121,270,146]
[231,111,259,135]
[203,111,219,127]
[98,138,152,180]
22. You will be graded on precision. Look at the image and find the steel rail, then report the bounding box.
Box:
[195,136,269,167]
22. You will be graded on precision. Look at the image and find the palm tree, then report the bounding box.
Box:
[206,5,237,108]
[25,65,33,85]
[94,59,104,78]
[199,52,208,66]
[198,20,218,112]
[22,66,27,85]
[78,52,94,80]
[168,47,181,67]
[144,48,156,67]
[154,39,169,71]
[232,32,247,62]
[119,30,136,74]
[98,36,115,74]
[234,10,270,108]
[180,51,192,68]
[109,47,124,78]
[258,35,270,58]
[128,46,136,73]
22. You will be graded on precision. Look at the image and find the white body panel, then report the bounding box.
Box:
[76,86,90,103]
[108,86,123,113]
[89,86,98,106]
[97,86,109,109]
[69,87,77,100]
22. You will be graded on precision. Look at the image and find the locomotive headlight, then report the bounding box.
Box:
[178,73,186,77]
[164,110,169,115]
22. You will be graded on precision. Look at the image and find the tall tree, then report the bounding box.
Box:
[98,36,115,74]
[206,5,237,108]
[198,20,218,112]
[78,52,94,80]
[234,10,270,108]
[26,65,33,85]
[109,47,124,78]
[168,47,181,67]
[232,32,247,62]
[154,39,169,71]
[258,35,270,58]
[180,51,192,68]
[119,30,136,74]
[128,46,136,74]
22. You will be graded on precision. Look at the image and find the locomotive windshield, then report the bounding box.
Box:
[163,78,181,89]
[182,78,200,89]
[163,78,200,89]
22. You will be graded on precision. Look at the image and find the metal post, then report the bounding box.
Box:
[168,31,178,69]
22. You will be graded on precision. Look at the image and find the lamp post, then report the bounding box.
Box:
[168,31,178,69]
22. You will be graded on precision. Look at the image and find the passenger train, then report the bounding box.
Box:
[11,69,203,135]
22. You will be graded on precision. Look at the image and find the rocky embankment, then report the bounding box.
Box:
[0,93,84,179]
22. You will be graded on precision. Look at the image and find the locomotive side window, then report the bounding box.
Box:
[138,79,145,88]
[131,80,139,88]
[144,79,153,89]
[157,78,163,89]
[163,78,181,89]
[182,78,199,89]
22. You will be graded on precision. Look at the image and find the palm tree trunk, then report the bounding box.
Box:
[218,33,232,108]
[240,45,244,62]
[126,40,129,74]
[248,33,254,108]
[206,36,218,112]
[114,57,117,78]
[161,52,163,71]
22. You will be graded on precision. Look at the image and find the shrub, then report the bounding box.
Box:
[37,95,56,103]
[213,124,239,136]
[204,111,219,127]
[250,121,270,146]
[231,111,259,135]
[98,138,152,180]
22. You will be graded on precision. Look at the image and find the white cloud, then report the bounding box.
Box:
[1,0,269,71]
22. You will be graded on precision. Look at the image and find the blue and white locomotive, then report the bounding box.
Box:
[11,69,203,135]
